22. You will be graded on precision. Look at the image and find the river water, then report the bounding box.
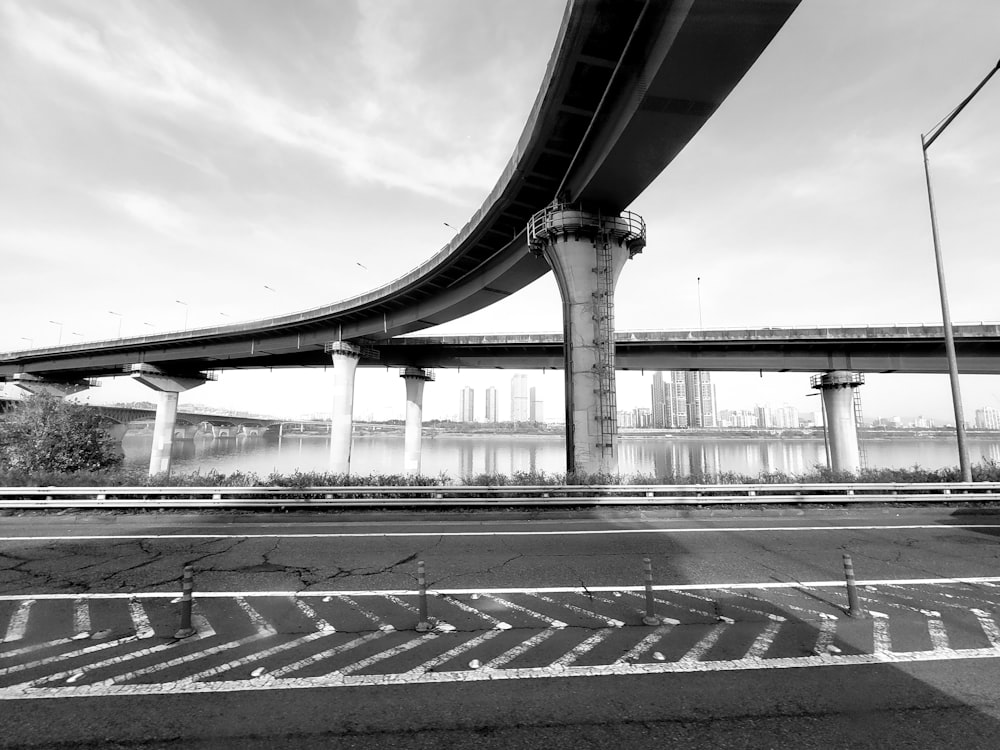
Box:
[122,432,1000,480]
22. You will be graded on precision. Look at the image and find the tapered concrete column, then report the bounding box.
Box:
[527,205,645,474]
[400,367,433,475]
[811,371,865,473]
[130,364,207,477]
[328,342,362,475]
[10,373,95,398]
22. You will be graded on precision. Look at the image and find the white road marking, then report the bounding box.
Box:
[3,600,33,643]
[871,612,892,654]
[616,624,675,663]
[73,599,90,636]
[745,621,783,660]
[530,593,624,628]
[234,598,276,637]
[678,624,727,664]
[335,634,437,676]
[5,647,1000,700]
[673,589,786,622]
[0,635,139,677]
[484,630,557,669]
[182,631,333,683]
[3,524,998,543]
[548,629,614,668]
[8,577,1000,600]
[405,631,504,675]
[926,615,951,651]
[971,609,1000,648]
[269,631,389,678]
[481,595,567,629]
[98,635,257,686]
[127,600,154,639]
[622,590,716,621]
[812,618,839,655]
[439,596,511,630]
[293,598,334,632]
[338,596,395,631]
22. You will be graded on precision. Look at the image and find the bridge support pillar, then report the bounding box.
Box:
[811,371,865,474]
[527,205,645,475]
[328,342,362,475]
[400,367,433,475]
[9,373,95,398]
[130,365,208,477]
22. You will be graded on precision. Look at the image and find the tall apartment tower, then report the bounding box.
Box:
[459,386,475,423]
[484,386,498,423]
[669,372,689,428]
[511,374,529,422]
[683,371,717,428]
[529,387,544,423]
[651,372,668,428]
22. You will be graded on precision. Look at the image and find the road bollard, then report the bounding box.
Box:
[174,565,196,639]
[416,560,432,632]
[842,553,866,618]
[642,557,661,626]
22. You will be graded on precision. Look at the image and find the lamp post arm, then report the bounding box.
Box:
[924,59,1000,150]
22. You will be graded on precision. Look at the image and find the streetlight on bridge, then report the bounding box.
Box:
[921,56,1000,483]
[176,300,189,331]
[108,311,123,338]
[49,320,63,346]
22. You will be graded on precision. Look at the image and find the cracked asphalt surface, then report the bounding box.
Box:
[3,506,1000,747]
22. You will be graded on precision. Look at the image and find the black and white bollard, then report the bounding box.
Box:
[642,557,661,626]
[842,553,866,618]
[416,560,432,632]
[174,565,196,639]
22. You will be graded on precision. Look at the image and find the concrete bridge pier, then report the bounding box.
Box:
[811,371,865,474]
[328,342,362,475]
[400,367,433,475]
[130,365,207,477]
[527,205,645,474]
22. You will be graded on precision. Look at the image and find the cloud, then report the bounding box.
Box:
[101,190,191,238]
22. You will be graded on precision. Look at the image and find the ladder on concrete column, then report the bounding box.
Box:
[853,387,869,471]
[593,232,617,453]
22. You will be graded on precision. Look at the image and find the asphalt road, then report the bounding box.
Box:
[2,506,1000,748]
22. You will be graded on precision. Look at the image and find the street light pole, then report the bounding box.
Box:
[49,320,63,346]
[921,58,999,483]
[176,300,189,331]
[108,311,123,338]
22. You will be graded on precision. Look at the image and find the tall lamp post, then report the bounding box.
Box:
[921,57,999,483]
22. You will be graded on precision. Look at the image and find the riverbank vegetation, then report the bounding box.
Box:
[2,461,1000,488]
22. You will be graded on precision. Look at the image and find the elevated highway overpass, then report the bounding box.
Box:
[1,0,803,475]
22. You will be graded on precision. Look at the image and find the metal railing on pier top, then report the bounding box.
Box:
[0,482,998,509]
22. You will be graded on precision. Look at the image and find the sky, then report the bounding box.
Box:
[1,0,999,425]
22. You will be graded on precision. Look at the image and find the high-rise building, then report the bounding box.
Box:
[684,371,716,428]
[484,386,498,423]
[976,407,1000,430]
[459,386,475,423]
[651,372,668,428]
[529,387,544,423]
[670,372,688,428]
[511,374,529,422]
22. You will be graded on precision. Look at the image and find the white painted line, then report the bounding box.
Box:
[3,524,998,543]
[73,599,90,636]
[26,635,203,687]
[0,638,75,660]
[406,631,504,675]
[482,595,567,629]
[384,595,418,615]
[971,609,1000,648]
[729,589,834,620]
[872,612,892,655]
[128,600,154,640]
[183,631,333,683]
[335,633,437,676]
[293,598,334,632]
[234,598,276,637]
[192,606,215,638]
[548,629,614,669]
[484,630,557,669]
[746,621,783,660]
[269,631,390,678]
[616,624,674,663]
[3,600,33,643]
[439,596,511,630]
[674,589,785,622]
[0,635,140,678]
[99,635,256,686]
[6,577,1000,602]
[339,596,394,631]
[530,593,624,628]
[6,646,1000,700]
[926,616,951,651]
[678,624,727,664]
[622,591,715,621]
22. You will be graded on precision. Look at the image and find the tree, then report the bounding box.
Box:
[0,394,123,473]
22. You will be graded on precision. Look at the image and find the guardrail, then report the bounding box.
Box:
[1,483,999,509]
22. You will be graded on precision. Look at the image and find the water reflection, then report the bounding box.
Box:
[121,430,1000,480]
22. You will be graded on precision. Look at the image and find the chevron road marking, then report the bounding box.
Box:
[871,611,892,654]
[127,600,154,640]
[438,595,512,630]
[234,598,276,636]
[73,599,90,637]
[3,600,33,643]
[480,595,567,629]
[180,631,333,683]
[745,620,783,660]
[813,619,839,655]
[334,633,438,677]
[548,629,615,669]
[405,630,505,675]
[971,609,1000,648]
[0,634,141,678]
[616,624,674,663]
[293,598,334,632]
[529,592,625,628]
[337,596,395,632]
[268,631,390,678]
[483,630,558,669]
[678,624,728,664]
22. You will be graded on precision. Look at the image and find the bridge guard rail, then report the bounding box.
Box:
[0,482,999,509]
